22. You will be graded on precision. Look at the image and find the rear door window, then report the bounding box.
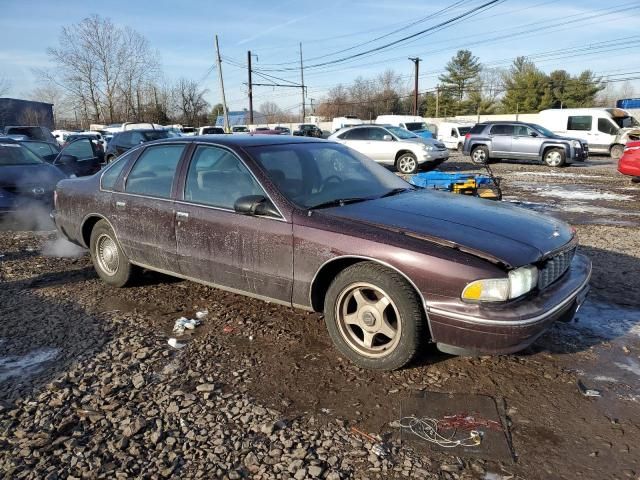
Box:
[366,128,387,141]
[469,124,485,134]
[567,116,592,131]
[125,145,184,198]
[341,128,369,140]
[490,124,515,135]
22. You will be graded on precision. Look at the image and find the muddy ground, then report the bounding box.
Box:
[0,153,639,479]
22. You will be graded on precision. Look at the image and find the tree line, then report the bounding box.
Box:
[316,49,613,119]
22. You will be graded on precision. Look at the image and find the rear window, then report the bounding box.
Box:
[0,143,43,165]
[567,116,592,131]
[458,126,471,135]
[469,124,485,134]
[142,130,170,141]
[6,127,46,141]
[101,152,132,190]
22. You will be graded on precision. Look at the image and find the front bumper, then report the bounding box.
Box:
[426,253,592,355]
[420,149,450,164]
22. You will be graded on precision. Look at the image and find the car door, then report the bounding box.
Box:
[566,115,592,145]
[175,144,293,303]
[54,138,101,176]
[489,124,514,156]
[111,143,185,272]
[334,127,370,157]
[594,117,619,152]
[365,127,398,162]
[511,125,540,159]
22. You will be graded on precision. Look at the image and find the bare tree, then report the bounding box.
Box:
[172,78,209,126]
[259,101,282,122]
[39,15,160,124]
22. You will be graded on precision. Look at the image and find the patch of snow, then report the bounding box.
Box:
[512,171,602,179]
[531,186,633,201]
[561,299,640,341]
[592,375,619,382]
[614,358,640,378]
[0,348,60,382]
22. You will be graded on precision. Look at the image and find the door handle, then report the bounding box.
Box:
[176,211,189,220]
[115,201,126,209]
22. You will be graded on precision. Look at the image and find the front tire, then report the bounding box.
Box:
[470,145,489,164]
[89,219,136,287]
[323,262,426,370]
[610,144,624,160]
[396,152,418,174]
[544,148,566,167]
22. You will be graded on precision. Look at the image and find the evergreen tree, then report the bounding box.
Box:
[438,50,482,102]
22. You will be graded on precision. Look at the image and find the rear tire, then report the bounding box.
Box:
[610,144,624,160]
[323,262,426,370]
[89,219,136,287]
[470,145,489,164]
[544,148,566,167]
[396,152,418,174]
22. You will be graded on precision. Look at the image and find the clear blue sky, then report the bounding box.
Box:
[1,0,638,113]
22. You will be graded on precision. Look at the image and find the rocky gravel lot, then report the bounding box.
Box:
[1,154,639,479]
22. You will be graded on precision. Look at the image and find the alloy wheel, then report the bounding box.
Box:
[545,151,562,167]
[472,149,486,163]
[335,282,401,358]
[398,155,417,174]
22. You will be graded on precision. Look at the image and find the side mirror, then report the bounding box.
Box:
[234,195,279,217]
[382,134,393,141]
[529,131,539,137]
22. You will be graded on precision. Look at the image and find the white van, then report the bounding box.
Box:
[434,122,475,151]
[538,108,640,158]
[332,116,363,132]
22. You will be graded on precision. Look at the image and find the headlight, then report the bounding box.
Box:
[461,265,538,302]
[422,144,434,151]
[572,140,581,148]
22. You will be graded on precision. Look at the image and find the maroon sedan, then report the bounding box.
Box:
[53,136,591,370]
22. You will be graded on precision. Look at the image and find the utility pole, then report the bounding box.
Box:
[309,98,315,114]
[215,35,230,132]
[409,57,421,116]
[247,50,253,124]
[435,85,440,118]
[299,42,305,122]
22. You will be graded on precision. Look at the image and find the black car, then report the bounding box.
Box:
[293,124,323,138]
[3,125,58,145]
[5,136,102,177]
[105,129,171,162]
[0,139,66,216]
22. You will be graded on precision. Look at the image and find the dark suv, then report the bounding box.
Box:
[105,129,170,162]
[293,124,323,138]
[462,121,588,167]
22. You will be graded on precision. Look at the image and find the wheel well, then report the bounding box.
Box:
[610,143,624,152]
[81,216,103,248]
[395,150,415,162]
[470,143,487,152]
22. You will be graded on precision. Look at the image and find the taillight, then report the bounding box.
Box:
[465,133,471,139]
[53,190,57,208]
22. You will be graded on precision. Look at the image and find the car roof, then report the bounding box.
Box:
[114,129,163,134]
[147,134,330,148]
[477,121,530,125]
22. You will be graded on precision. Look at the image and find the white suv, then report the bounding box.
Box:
[328,125,449,174]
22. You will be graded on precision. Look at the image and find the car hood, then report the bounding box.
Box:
[323,190,574,268]
[0,164,67,190]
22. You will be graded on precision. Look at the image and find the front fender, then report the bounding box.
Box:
[539,142,570,158]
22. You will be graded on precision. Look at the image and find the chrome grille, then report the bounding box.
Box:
[538,247,575,290]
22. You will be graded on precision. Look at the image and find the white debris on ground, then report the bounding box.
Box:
[172,310,208,335]
[0,348,60,382]
[511,171,602,179]
[525,186,633,201]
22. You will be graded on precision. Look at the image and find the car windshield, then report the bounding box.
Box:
[458,126,471,135]
[0,143,44,165]
[529,123,556,137]
[613,115,640,128]
[404,122,427,131]
[247,142,412,209]
[142,131,170,141]
[385,126,418,140]
[233,127,249,132]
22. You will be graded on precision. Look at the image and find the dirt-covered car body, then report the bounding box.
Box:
[53,135,591,359]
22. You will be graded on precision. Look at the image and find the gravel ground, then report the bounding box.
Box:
[0,153,639,479]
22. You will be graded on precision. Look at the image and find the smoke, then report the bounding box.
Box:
[0,202,86,258]
[41,235,85,258]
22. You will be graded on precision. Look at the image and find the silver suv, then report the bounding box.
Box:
[329,125,449,174]
[462,121,588,167]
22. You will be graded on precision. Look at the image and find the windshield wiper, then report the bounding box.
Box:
[379,187,414,198]
[308,197,369,210]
